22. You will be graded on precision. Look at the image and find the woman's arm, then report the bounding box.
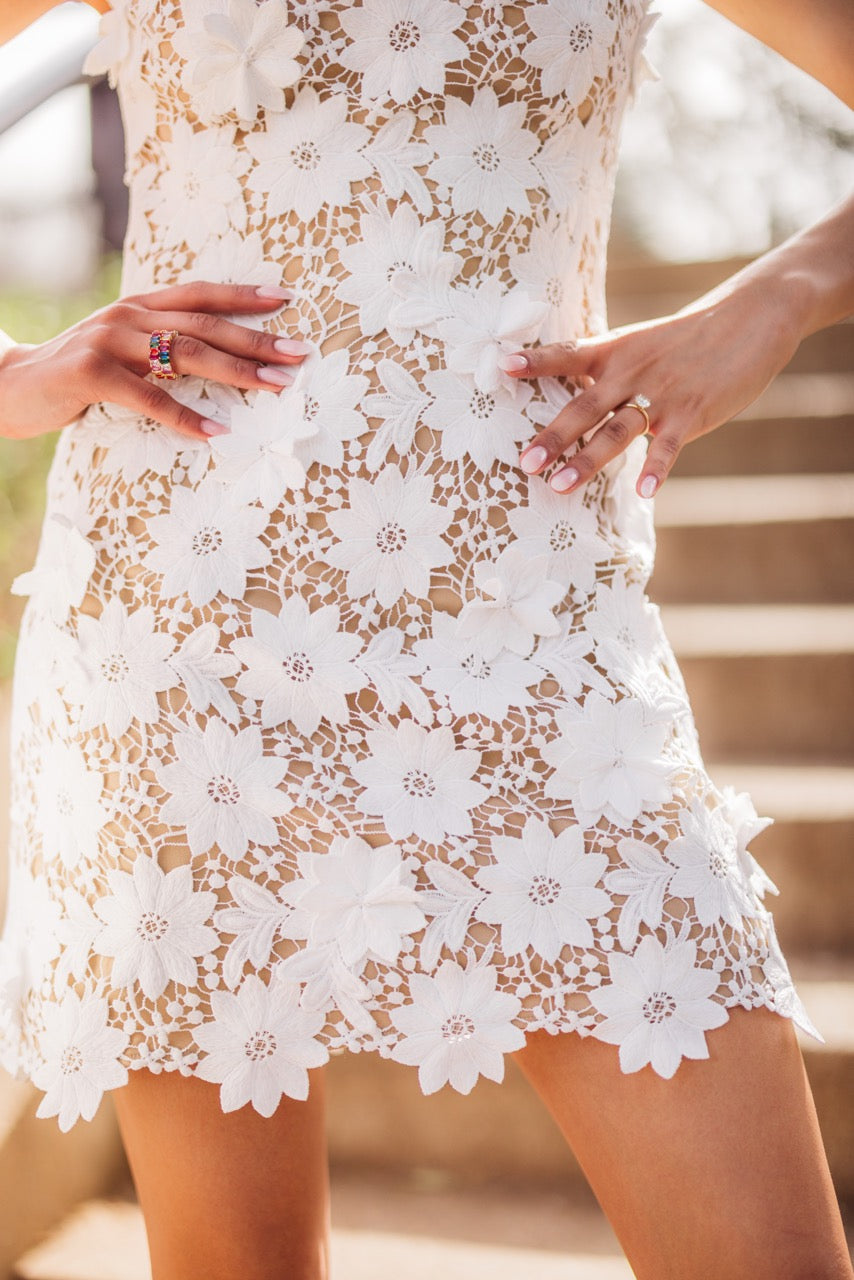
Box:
[699,0,854,109]
[503,0,854,500]
[0,0,110,46]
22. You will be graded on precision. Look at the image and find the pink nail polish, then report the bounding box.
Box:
[498,352,528,373]
[640,475,658,498]
[551,466,579,492]
[257,366,295,386]
[200,418,230,436]
[256,285,295,300]
[520,445,548,473]
[273,337,311,356]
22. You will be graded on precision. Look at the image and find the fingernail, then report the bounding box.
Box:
[519,445,548,474]
[200,418,230,436]
[640,474,658,498]
[257,365,295,386]
[273,337,311,355]
[256,284,295,300]
[551,466,579,492]
[498,352,528,373]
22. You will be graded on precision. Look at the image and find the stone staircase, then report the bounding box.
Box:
[2,256,853,1277]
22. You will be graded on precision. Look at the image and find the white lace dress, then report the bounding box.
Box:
[0,0,822,1131]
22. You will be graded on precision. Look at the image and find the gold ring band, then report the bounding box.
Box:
[622,397,651,433]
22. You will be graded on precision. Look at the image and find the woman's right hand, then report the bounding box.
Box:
[0,280,309,443]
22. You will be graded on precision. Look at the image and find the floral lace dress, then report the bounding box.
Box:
[0,0,822,1131]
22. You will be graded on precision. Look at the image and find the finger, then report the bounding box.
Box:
[132,280,297,315]
[498,337,600,380]
[119,320,309,393]
[99,367,231,442]
[518,382,630,475]
[636,427,685,499]
[548,409,649,493]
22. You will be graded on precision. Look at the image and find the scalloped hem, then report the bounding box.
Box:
[0,985,825,1134]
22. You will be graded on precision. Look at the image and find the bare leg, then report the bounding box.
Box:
[112,1064,330,1280]
[512,1006,852,1280]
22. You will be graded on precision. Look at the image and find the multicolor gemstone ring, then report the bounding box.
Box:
[622,393,652,433]
[148,329,180,380]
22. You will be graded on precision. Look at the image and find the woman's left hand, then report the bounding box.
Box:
[501,275,804,499]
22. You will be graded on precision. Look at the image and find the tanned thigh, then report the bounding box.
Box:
[512,1007,852,1280]
[112,1065,330,1280]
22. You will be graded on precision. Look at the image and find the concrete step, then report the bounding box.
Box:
[0,1072,125,1277]
[651,474,854,603]
[11,1175,637,1280]
[663,604,854,761]
[12,1165,854,1280]
[706,762,854,956]
[661,371,854,477]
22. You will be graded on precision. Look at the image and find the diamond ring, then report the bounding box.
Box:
[622,393,651,433]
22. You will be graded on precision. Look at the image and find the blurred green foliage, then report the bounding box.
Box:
[0,251,123,678]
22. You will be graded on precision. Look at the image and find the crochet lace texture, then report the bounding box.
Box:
[0,0,821,1130]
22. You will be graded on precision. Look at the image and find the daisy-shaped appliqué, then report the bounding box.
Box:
[147,118,250,251]
[583,580,667,674]
[92,856,219,1001]
[34,740,110,871]
[324,466,452,609]
[289,836,427,967]
[9,513,95,626]
[474,818,612,961]
[339,0,467,105]
[664,795,761,930]
[422,369,533,469]
[413,608,540,720]
[208,390,314,507]
[457,543,566,661]
[140,477,272,608]
[436,279,549,394]
[245,87,372,223]
[352,720,488,843]
[288,348,370,470]
[155,719,292,860]
[32,992,130,1132]
[194,973,329,1113]
[542,689,675,828]
[171,0,306,126]
[424,87,541,223]
[230,596,368,736]
[522,0,617,101]
[508,222,585,339]
[68,598,177,739]
[588,935,729,1079]
[718,785,779,900]
[507,481,612,597]
[390,959,525,1094]
[337,202,456,345]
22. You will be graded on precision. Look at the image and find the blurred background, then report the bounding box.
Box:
[0,3,852,1277]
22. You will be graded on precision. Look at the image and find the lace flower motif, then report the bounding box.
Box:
[588,936,729,1079]
[230,597,368,736]
[522,0,617,101]
[81,0,133,89]
[352,721,488,842]
[425,88,540,223]
[413,609,540,720]
[436,279,549,394]
[339,0,467,105]
[457,543,566,661]
[171,0,306,126]
[290,836,427,967]
[34,741,109,872]
[9,514,95,626]
[390,960,525,1094]
[475,818,612,961]
[33,993,129,1133]
[92,857,219,1001]
[194,974,329,1113]
[542,689,675,827]
[245,88,372,222]
[324,466,453,608]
